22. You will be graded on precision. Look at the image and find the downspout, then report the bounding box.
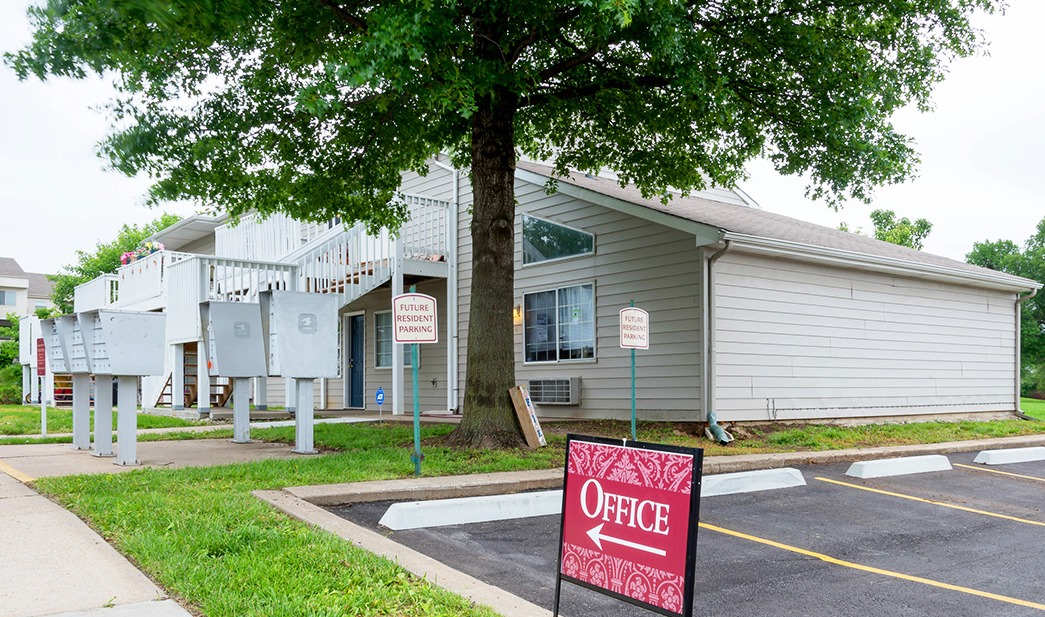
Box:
[1015,288,1039,420]
[448,168,460,412]
[705,240,735,444]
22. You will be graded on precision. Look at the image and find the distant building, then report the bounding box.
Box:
[0,257,55,322]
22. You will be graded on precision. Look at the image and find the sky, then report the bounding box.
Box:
[1,1,1042,276]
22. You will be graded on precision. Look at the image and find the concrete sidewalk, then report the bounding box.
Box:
[0,472,192,617]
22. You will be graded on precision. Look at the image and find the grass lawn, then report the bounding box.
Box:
[22,411,1045,616]
[1022,397,1045,420]
[0,404,202,437]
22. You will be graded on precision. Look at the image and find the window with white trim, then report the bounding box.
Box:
[0,290,16,306]
[524,283,595,363]
[522,215,594,265]
[375,311,414,368]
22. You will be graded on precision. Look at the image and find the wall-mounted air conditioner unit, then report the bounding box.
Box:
[528,377,581,405]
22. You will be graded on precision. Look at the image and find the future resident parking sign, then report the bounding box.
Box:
[554,435,703,617]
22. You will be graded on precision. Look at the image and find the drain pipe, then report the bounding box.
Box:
[1015,288,1039,421]
[705,240,735,445]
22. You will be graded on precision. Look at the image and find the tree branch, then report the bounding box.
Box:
[318,0,368,32]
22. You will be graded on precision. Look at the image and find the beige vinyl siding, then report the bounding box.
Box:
[713,251,1017,421]
[510,179,704,420]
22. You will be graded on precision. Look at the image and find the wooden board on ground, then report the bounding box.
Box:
[509,385,547,449]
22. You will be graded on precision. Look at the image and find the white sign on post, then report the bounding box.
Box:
[619,307,650,350]
[392,293,439,344]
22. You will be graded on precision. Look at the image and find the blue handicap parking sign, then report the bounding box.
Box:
[376,387,385,406]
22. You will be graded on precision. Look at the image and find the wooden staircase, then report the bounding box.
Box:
[155,342,234,408]
[52,374,73,407]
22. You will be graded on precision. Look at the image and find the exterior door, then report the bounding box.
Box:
[348,314,365,408]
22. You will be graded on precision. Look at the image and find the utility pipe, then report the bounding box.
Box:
[1015,287,1040,421]
[705,240,735,445]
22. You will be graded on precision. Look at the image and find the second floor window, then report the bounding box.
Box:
[522,215,594,265]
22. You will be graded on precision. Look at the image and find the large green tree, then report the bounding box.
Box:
[840,209,933,249]
[49,213,182,313]
[8,0,999,446]
[967,218,1045,396]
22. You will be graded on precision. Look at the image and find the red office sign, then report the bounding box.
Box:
[554,435,703,617]
[36,338,46,377]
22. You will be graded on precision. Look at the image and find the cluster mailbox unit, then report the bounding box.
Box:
[260,291,340,454]
[41,316,92,450]
[80,310,166,464]
[41,311,166,465]
[200,301,268,444]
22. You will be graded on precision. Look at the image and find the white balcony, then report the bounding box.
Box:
[114,251,194,311]
[73,274,119,313]
[165,256,299,344]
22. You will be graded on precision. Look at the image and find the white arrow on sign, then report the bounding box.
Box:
[586,523,667,557]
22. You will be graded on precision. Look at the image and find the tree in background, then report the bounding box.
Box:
[49,213,182,313]
[839,209,933,250]
[967,218,1045,396]
[10,0,1001,446]
[0,313,23,404]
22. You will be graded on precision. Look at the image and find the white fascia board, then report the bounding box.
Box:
[514,168,724,246]
[722,232,1043,293]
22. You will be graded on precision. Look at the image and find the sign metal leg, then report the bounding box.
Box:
[232,377,252,443]
[92,375,115,457]
[71,374,91,450]
[294,378,317,454]
[115,376,139,466]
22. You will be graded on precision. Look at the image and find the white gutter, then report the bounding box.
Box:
[722,232,1041,293]
[1016,288,1039,419]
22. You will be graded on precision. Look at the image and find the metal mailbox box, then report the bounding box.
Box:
[56,315,90,374]
[200,301,267,377]
[40,318,68,374]
[260,291,340,379]
[79,310,167,376]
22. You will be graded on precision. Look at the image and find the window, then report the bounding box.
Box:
[0,290,16,306]
[522,215,594,265]
[375,311,414,368]
[524,283,595,363]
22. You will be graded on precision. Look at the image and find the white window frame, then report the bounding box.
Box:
[0,290,16,306]
[374,310,415,369]
[520,214,595,267]
[522,282,597,365]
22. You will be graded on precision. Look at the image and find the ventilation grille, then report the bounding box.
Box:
[528,377,580,405]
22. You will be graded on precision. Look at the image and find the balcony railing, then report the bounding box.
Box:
[165,256,299,344]
[73,274,119,313]
[115,251,193,310]
[400,194,450,261]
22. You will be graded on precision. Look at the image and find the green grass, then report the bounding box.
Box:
[0,404,201,436]
[1022,397,1045,420]
[36,422,559,617]
[26,413,1045,616]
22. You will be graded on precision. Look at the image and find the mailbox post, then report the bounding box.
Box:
[200,301,267,443]
[55,316,92,450]
[79,310,166,465]
[260,291,340,454]
[40,319,69,438]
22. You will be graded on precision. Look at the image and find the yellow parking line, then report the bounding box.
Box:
[954,463,1045,483]
[0,460,35,483]
[700,522,1045,611]
[815,477,1045,528]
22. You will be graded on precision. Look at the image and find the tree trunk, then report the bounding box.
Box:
[446,88,526,448]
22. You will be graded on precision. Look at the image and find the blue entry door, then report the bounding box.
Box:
[348,314,365,408]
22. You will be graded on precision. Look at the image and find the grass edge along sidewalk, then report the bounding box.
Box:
[27,405,1045,617]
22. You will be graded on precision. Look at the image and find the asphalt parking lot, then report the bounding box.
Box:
[330,451,1045,617]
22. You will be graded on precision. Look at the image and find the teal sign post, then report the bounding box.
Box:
[619,303,650,441]
[392,287,438,476]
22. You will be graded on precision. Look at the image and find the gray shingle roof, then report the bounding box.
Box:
[0,257,26,278]
[515,161,1039,290]
[26,272,54,299]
